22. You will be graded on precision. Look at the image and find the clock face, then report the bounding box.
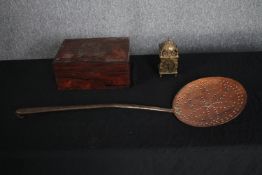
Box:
[172,77,247,127]
[161,49,178,58]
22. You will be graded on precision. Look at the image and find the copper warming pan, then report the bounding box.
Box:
[16,77,247,127]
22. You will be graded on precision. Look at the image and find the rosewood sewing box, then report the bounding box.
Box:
[53,37,130,90]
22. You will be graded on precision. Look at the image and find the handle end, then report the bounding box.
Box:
[16,110,25,119]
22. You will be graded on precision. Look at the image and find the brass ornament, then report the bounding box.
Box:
[16,77,247,127]
[159,39,179,77]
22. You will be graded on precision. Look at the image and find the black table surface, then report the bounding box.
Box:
[1,52,262,174]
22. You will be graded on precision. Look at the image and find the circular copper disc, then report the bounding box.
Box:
[172,77,247,127]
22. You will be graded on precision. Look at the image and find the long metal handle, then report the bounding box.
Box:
[16,104,173,118]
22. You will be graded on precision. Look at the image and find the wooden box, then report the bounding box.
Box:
[53,37,130,90]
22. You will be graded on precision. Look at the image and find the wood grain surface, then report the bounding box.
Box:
[53,37,130,90]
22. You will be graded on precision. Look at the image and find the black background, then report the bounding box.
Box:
[1,52,262,174]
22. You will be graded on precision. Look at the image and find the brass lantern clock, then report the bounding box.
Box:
[159,39,179,77]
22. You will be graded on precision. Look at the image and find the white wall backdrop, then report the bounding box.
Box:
[1,0,262,60]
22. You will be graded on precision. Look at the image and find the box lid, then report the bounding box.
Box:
[54,37,129,63]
